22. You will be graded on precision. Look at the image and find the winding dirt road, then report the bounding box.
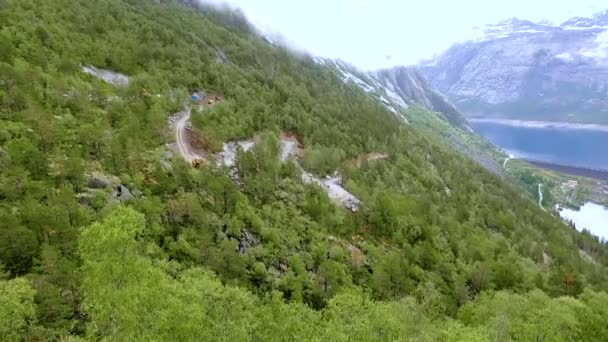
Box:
[538,183,546,211]
[503,154,514,168]
[175,108,205,164]
[171,103,363,211]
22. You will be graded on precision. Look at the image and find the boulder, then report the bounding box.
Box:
[87,174,112,189]
[114,185,133,202]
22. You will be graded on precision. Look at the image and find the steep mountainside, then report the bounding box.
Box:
[1,0,608,340]
[316,58,470,130]
[421,10,608,124]
[316,59,502,173]
[373,66,471,130]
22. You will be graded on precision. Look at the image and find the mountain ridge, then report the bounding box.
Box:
[419,9,608,124]
[1,0,608,340]
[314,57,471,131]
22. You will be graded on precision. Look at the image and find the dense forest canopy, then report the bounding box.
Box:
[0,0,607,340]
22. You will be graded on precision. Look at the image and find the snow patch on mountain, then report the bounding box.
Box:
[380,82,409,108]
[555,52,575,62]
[313,58,409,120]
[468,12,608,44]
[473,18,554,42]
[581,30,608,61]
[335,65,376,93]
[421,9,608,124]
[561,25,608,31]
[561,9,608,29]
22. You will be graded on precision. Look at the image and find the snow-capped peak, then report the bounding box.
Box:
[561,9,608,29]
[474,18,554,41]
[468,11,608,42]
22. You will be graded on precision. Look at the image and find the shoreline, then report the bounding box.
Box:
[469,118,608,132]
[526,160,608,181]
[557,202,608,240]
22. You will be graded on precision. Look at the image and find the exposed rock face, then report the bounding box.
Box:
[315,58,470,130]
[237,230,260,255]
[420,10,608,124]
[82,66,129,87]
[215,49,229,64]
[346,244,364,269]
[372,66,471,130]
[313,58,501,173]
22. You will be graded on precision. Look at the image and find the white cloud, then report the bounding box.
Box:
[197,0,607,69]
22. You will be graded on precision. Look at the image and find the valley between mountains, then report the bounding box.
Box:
[1,0,608,340]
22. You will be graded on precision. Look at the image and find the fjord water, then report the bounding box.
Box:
[559,203,608,240]
[471,121,608,171]
[471,120,608,238]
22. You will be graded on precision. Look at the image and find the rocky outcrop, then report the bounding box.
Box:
[372,66,471,130]
[420,10,608,124]
[215,49,229,64]
[82,66,129,87]
[313,59,502,173]
[87,174,112,189]
[237,230,260,255]
[114,185,133,202]
[315,58,471,130]
[80,174,137,206]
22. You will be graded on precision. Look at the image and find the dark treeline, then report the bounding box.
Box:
[528,160,608,181]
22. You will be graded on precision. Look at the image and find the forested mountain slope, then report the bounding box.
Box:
[311,58,471,131]
[1,0,608,340]
[309,59,503,174]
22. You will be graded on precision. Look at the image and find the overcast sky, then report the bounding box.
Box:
[203,0,606,69]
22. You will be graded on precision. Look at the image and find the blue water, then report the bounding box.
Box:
[559,203,608,240]
[471,122,608,171]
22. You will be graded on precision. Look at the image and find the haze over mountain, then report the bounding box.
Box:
[199,1,608,126]
[199,0,606,69]
[420,10,608,124]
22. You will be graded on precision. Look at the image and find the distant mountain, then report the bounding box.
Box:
[420,10,608,124]
[315,58,471,130]
[5,1,608,339]
[372,66,471,130]
[312,58,506,174]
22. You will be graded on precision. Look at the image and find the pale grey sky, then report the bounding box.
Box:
[203,0,606,69]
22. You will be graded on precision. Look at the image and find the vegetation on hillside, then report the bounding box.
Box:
[1,0,607,340]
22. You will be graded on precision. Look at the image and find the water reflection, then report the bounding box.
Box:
[559,202,608,239]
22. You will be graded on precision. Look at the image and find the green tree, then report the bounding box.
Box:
[372,251,414,299]
[316,259,349,299]
[0,210,38,275]
[0,34,13,62]
[0,278,37,341]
